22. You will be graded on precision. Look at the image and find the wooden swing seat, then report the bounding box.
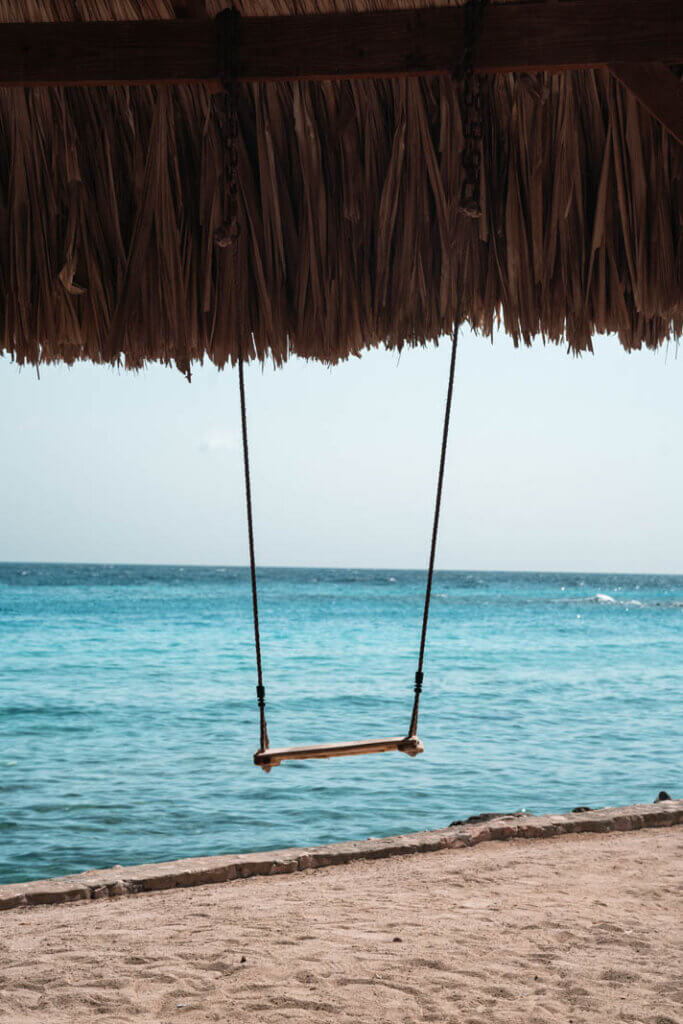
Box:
[254,735,423,771]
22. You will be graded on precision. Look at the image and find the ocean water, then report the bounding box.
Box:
[1,563,681,885]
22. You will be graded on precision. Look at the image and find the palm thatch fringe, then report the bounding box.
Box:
[0,1,680,369]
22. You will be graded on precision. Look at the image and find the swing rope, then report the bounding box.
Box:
[408,326,459,738]
[238,328,459,756]
[237,350,269,753]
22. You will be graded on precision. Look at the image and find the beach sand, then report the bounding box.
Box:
[1,827,681,1024]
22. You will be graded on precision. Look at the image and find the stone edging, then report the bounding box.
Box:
[1,800,681,913]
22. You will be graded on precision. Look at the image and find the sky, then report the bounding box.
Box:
[1,329,681,573]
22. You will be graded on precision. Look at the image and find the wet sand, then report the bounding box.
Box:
[1,826,681,1023]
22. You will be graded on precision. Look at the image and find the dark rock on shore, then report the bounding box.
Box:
[450,796,675,828]
[449,811,530,827]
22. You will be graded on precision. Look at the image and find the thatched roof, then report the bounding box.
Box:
[0,1,681,372]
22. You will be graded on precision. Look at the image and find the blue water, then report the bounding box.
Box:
[1,563,681,884]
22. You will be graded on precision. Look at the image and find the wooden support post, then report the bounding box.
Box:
[0,1,679,87]
[172,1,208,19]
[608,63,683,145]
[172,0,221,93]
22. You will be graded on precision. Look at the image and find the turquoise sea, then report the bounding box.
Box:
[1,563,681,884]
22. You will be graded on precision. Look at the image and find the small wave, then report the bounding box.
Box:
[563,592,618,605]
[559,592,683,610]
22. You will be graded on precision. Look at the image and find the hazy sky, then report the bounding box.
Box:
[1,329,681,573]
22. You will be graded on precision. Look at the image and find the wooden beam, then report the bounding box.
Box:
[0,0,680,87]
[608,62,683,145]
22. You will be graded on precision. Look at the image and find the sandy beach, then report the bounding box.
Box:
[2,825,681,1024]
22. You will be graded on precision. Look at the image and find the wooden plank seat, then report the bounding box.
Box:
[254,735,424,771]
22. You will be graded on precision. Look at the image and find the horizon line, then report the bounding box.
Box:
[1,559,682,578]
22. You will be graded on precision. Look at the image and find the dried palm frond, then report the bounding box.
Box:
[0,0,680,370]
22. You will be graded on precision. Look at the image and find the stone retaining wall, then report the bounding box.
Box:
[2,799,681,913]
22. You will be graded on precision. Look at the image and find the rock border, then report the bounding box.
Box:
[2,800,681,913]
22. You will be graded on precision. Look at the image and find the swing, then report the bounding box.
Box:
[238,332,459,771]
